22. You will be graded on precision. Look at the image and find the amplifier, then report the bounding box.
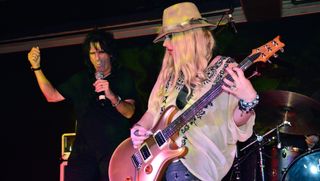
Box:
[61,133,76,161]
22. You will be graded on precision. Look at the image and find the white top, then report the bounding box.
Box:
[147,56,255,180]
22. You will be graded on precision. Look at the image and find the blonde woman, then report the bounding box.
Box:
[130,2,258,180]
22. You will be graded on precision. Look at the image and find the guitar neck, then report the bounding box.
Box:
[162,54,258,140]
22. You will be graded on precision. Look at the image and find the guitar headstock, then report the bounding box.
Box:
[251,36,285,63]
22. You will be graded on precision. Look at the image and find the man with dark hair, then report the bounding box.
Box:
[28,29,138,181]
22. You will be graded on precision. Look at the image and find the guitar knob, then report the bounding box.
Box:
[145,164,153,174]
[273,54,278,58]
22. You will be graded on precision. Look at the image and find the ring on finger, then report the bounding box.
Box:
[230,84,237,91]
[134,129,140,136]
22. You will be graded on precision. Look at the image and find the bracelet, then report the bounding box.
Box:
[31,66,41,71]
[112,95,122,107]
[238,94,259,113]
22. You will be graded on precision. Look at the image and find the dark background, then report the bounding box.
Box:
[0,1,320,181]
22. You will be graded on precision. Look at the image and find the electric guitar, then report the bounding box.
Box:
[108,36,285,181]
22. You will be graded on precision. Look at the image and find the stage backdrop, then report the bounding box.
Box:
[0,13,319,181]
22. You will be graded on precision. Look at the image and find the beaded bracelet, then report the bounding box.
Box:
[238,94,260,113]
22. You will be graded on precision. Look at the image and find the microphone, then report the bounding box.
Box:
[227,13,238,34]
[95,71,107,106]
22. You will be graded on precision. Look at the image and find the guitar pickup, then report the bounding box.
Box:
[139,143,152,162]
[154,130,166,148]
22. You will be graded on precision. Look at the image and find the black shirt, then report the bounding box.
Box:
[58,68,137,159]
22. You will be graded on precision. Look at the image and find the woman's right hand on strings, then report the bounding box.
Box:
[130,124,153,149]
[28,46,41,68]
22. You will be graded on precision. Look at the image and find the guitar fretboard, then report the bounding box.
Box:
[161,53,259,139]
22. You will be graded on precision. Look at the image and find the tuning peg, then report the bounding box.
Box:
[267,46,272,52]
[273,54,278,58]
[272,40,279,46]
[280,48,284,53]
[267,60,272,64]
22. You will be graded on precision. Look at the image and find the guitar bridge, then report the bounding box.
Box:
[131,152,143,169]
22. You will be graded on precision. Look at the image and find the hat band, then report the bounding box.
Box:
[162,18,210,33]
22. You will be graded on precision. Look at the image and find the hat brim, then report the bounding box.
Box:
[153,23,216,43]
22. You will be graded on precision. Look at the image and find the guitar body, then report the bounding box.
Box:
[109,105,188,181]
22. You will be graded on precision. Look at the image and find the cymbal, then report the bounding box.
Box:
[254,90,320,135]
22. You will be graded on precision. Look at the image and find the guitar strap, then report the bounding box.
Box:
[175,57,219,110]
[175,57,220,110]
[161,72,192,113]
[176,85,193,110]
[167,56,229,111]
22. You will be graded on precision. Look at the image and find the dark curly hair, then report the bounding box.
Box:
[82,28,118,73]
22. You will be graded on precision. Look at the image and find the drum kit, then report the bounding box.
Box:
[230,90,320,181]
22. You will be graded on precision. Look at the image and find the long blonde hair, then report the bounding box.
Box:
[154,28,215,106]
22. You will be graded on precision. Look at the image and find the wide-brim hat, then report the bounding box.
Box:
[153,2,216,43]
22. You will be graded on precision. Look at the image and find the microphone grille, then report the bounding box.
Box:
[95,72,104,80]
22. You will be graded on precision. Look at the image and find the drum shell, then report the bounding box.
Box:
[266,146,303,180]
[282,148,320,181]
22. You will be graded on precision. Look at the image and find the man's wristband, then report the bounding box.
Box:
[112,96,122,107]
[31,66,41,71]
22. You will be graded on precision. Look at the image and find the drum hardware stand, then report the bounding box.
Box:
[277,125,282,149]
[233,149,241,180]
[258,141,266,181]
[238,120,291,181]
[233,136,273,181]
